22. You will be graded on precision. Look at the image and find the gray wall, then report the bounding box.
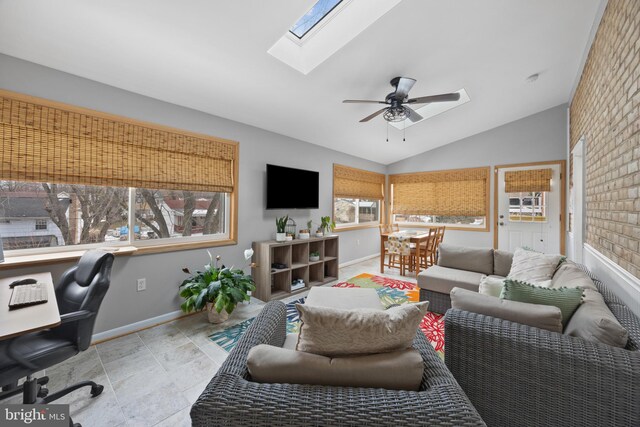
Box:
[0,54,384,333]
[387,104,568,248]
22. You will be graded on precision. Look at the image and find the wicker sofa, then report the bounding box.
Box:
[191,300,486,426]
[444,265,640,427]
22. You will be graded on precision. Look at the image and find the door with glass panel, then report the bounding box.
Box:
[496,163,564,254]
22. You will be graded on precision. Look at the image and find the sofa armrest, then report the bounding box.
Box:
[191,372,485,426]
[215,300,287,378]
[444,309,640,427]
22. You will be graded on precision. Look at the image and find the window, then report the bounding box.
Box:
[0,90,238,256]
[509,192,547,222]
[0,180,229,251]
[290,0,343,39]
[334,198,380,226]
[390,167,490,231]
[133,189,227,241]
[333,164,384,229]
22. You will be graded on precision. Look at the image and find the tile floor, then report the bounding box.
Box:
[1,257,416,426]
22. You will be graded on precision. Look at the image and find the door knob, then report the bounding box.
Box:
[499,214,504,219]
[499,221,505,226]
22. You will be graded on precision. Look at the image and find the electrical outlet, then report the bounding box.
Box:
[137,278,146,292]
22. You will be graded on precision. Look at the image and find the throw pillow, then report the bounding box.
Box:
[564,289,629,348]
[296,301,429,357]
[507,247,564,283]
[500,279,583,325]
[247,345,424,390]
[451,287,563,332]
[478,276,505,298]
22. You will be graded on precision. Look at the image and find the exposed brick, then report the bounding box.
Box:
[570,0,640,279]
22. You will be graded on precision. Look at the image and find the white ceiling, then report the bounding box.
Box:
[0,0,602,165]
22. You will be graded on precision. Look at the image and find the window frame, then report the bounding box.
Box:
[34,219,48,230]
[289,0,344,40]
[1,186,237,259]
[333,198,381,230]
[0,89,240,267]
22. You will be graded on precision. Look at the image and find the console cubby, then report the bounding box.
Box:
[252,235,339,301]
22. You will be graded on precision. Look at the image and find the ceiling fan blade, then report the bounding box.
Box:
[406,92,461,104]
[405,106,424,123]
[393,77,416,100]
[359,108,388,123]
[343,99,387,104]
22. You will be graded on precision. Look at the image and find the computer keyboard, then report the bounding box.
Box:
[9,282,48,310]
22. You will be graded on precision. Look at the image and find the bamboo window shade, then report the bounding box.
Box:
[0,91,237,193]
[333,164,385,200]
[504,169,552,193]
[390,167,489,216]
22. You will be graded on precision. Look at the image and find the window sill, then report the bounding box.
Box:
[333,223,380,232]
[0,239,237,270]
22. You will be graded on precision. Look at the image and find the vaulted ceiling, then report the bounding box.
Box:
[0,0,602,164]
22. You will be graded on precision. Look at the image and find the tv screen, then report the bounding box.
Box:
[266,164,319,209]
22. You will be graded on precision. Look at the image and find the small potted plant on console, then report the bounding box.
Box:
[275,215,288,242]
[309,251,320,262]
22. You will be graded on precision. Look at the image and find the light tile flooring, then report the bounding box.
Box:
[1,257,416,426]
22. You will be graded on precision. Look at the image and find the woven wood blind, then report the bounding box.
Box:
[390,167,489,216]
[0,91,238,192]
[504,168,552,193]
[333,164,385,200]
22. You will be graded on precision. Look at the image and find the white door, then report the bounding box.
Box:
[497,164,562,254]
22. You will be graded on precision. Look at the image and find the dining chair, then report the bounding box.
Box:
[414,227,438,270]
[386,233,412,275]
[379,224,400,270]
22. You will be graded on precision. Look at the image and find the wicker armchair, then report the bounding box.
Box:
[444,268,640,427]
[191,300,486,426]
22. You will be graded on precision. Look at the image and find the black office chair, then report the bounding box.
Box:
[0,250,114,426]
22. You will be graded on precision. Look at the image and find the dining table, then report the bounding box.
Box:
[379,230,433,276]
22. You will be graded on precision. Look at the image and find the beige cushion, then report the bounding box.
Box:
[508,248,564,283]
[564,289,629,348]
[296,302,429,357]
[493,250,514,277]
[551,262,598,291]
[283,333,298,350]
[450,287,563,333]
[417,265,485,294]
[437,244,494,275]
[305,287,383,310]
[478,275,505,298]
[247,344,424,391]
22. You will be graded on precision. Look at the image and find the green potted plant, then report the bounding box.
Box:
[320,216,336,235]
[309,251,320,262]
[275,215,288,242]
[179,249,256,323]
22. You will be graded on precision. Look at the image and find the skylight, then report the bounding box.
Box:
[290,0,343,39]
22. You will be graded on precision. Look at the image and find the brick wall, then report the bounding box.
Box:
[570,0,640,277]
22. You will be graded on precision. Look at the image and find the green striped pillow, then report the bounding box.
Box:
[500,279,583,326]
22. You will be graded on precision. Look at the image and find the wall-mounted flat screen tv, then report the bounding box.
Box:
[266,164,319,209]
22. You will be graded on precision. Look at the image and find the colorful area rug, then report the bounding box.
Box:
[209,273,445,358]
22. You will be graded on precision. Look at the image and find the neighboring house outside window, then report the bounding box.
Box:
[334,198,380,227]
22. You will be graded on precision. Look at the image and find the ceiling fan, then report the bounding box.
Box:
[343,77,460,123]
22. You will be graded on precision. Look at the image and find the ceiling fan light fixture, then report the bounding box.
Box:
[383,107,409,122]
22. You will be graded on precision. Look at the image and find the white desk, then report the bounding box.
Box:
[0,272,60,340]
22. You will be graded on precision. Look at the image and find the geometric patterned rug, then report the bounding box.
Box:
[209,273,445,358]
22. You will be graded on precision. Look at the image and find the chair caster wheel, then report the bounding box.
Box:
[37,386,49,398]
[90,384,103,397]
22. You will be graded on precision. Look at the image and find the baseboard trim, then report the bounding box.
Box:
[339,253,380,268]
[91,309,187,344]
[583,244,640,317]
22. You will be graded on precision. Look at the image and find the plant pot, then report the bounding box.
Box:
[206,302,230,324]
[276,232,286,242]
[299,232,310,240]
[285,235,293,241]
[309,255,320,262]
[315,232,324,237]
